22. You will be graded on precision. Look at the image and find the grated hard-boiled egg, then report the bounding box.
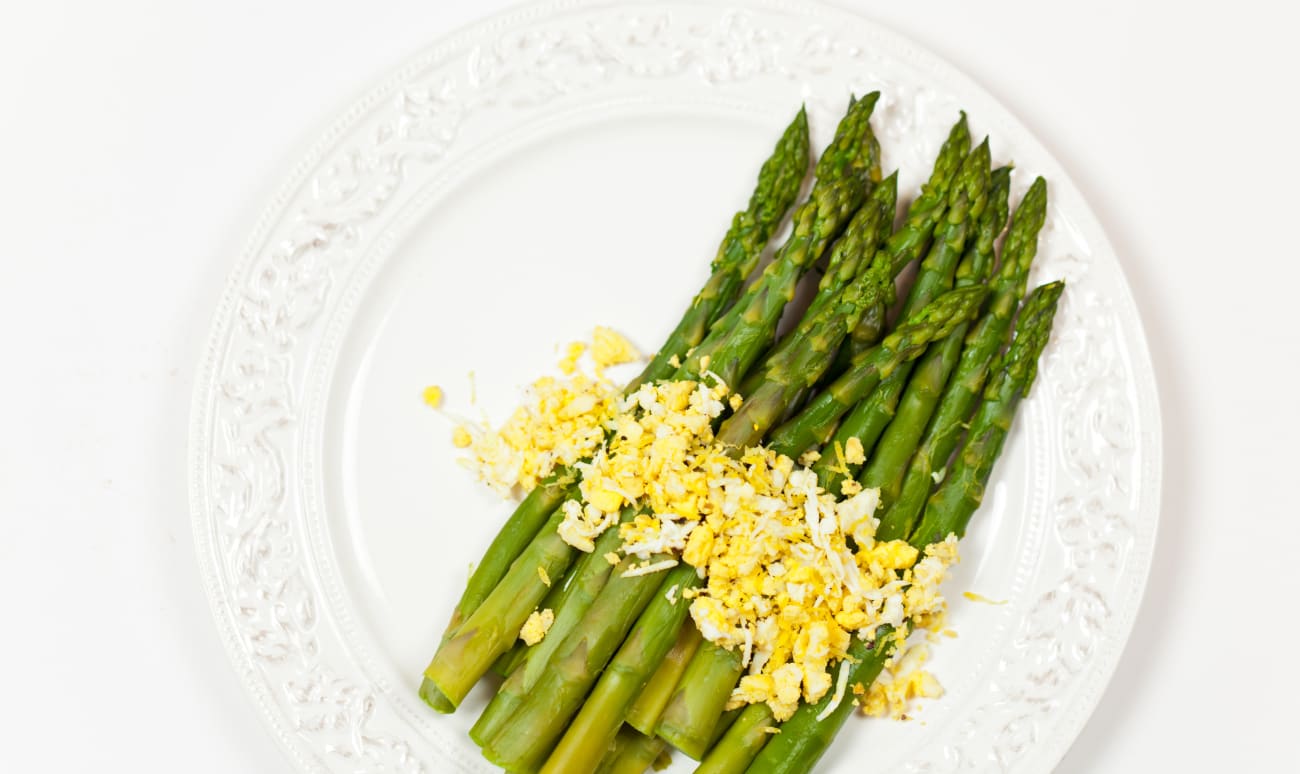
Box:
[452,335,963,724]
[857,639,945,720]
[455,333,627,494]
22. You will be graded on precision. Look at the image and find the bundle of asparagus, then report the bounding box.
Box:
[419,95,1064,774]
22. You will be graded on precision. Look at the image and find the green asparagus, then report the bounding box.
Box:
[762,284,988,458]
[470,509,634,745]
[812,140,992,494]
[747,282,1064,774]
[911,280,1065,545]
[625,623,703,735]
[855,165,1012,508]
[628,109,810,390]
[876,176,1048,540]
[540,564,699,773]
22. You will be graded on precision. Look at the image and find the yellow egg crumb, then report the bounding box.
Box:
[559,342,586,375]
[537,566,551,586]
[840,479,862,497]
[453,333,621,494]
[843,436,865,465]
[962,591,1007,605]
[729,393,744,410]
[423,385,444,408]
[519,608,554,646]
[798,449,821,466]
[604,551,622,566]
[591,326,640,372]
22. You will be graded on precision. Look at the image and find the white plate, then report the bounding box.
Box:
[189,1,1161,771]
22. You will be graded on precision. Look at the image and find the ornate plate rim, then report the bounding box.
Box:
[188,1,1162,771]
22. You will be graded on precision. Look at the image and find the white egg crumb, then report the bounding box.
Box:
[621,558,679,578]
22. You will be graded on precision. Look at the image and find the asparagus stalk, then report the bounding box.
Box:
[747,282,1064,774]
[738,173,899,398]
[628,109,811,390]
[761,284,988,458]
[835,114,973,362]
[713,250,897,449]
[426,505,606,708]
[471,509,634,744]
[540,564,699,774]
[812,141,993,494]
[481,553,673,772]
[910,281,1065,544]
[876,177,1048,540]
[594,727,670,774]
[422,109,812,712]
[676,94,883,387]
[654,640,747,759]
[854,166,1012,506]
[626,622,703,734]
[695,700,777,774]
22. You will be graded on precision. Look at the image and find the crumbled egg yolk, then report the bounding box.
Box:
[456,336,627,494]
[519,608,554,646]
[454,335,962,723]
[843,436,865,465]
[858,640,945,720]
[559,342,586,375]
[550,377,960,721]
[591,326,641,373]
[423,385,444,409]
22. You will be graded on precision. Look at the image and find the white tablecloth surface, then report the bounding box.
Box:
[2,0,1295,770]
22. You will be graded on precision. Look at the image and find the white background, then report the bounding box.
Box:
[1,0,1296,771]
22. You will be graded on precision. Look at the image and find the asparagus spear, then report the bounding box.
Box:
[421,109,813,712]
[427,505,614,708]
[760,284,988,458]
[835,114,973,362]
[854,166,1012,507]
[654,639,747,759]
[812,141,993,494]
[539,564,699,773]
[675,94,883,387]
[479,553,674,772]
[694,699,778,774]
[627,109,811,390]
[737,173,899,399]
[910,281,1064,544]
[747,282,1064,774]
[875,177,1048,540]
[625,622,703,735]
[594,727,670,774]
[471,509,634,744]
